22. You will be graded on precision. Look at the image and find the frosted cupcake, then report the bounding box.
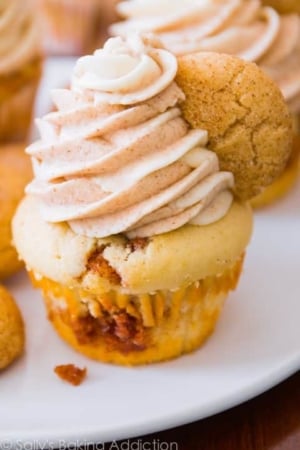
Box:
[13,36,291,365]
[37,0,102,55]
[0,0,43,143]
[111,0,300,206]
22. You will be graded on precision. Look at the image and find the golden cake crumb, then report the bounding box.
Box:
[54,364,87,386]
[87,247,121,285]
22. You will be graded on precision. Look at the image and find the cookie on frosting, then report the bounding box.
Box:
[176,52,293,200]
[0,285,25,370]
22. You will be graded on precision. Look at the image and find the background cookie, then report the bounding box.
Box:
[0,285,25,370]
[176,52,293,200]
[0,145,32,279]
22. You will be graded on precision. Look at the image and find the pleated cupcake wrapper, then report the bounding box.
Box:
[40,0,101,55]
[30,255,244,365]
[0,69,41,143]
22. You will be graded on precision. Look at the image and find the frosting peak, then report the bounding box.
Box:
[72,35,178,105]
[26,35,234,239]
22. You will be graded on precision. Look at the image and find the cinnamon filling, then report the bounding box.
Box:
[126,237,149,252]
[59,308,147,354]
[86,246,121,285]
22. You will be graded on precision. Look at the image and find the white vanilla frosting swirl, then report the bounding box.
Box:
[0,0,41,75]
[26,35,234,239]
[111,0,300,113]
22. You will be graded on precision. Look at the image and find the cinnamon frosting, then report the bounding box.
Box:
[111,0,300,113]
[0,0,41,75]
[26,35,234,239]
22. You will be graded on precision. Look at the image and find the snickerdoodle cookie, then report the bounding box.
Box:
[0,144,32,279]
[176,52,293,200]
[0,285,25,370]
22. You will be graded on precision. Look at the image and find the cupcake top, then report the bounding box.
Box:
[111,0,300,113]
[26,35,234,239]
[0,0,40,75]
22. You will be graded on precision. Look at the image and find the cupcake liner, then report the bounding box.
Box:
[31,255,244,365]
[39,0,101,55]
[0,59,42,143]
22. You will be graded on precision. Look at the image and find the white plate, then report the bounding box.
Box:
[1,59,300,448]
[2,182,300,448]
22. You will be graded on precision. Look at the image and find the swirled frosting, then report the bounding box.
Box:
[26,35,234,239]
[0,0,41,75]
[111,0,300,113]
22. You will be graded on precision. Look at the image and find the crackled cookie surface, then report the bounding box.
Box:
[176,52,293,200]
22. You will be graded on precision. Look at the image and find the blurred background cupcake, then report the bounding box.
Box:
[37,0,103,55]
[98,0,121,47]
[0,144,32,280]
[262,0,300,14]
[0,0,43,143]
[111,0,300,207]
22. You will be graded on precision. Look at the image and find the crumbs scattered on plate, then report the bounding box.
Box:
[54,364,87,386]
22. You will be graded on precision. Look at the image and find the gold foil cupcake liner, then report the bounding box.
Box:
[31,255,244,365]
[0,59,42,143]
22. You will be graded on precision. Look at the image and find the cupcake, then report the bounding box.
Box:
[13,36,291,365]
[0,144,32,279]
[111,0,300,207]
[100,0,121,30]
[0,0,43,143]
[37,0,102,55]
[98,0,121,47]
[262,0,300,14]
